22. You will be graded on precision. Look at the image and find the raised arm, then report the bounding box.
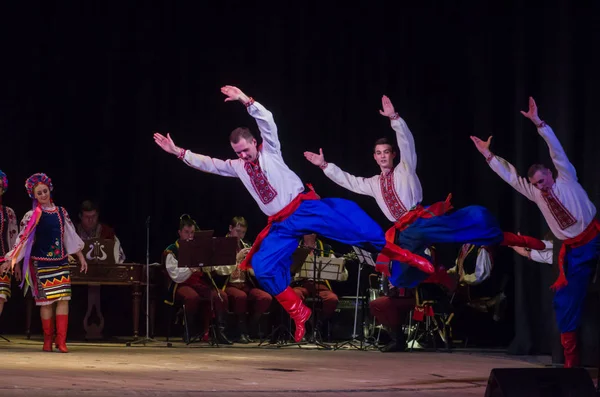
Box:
[304,149,375,196]
[520,97,577,181]
[470,135,537,201]
[154,132,238,177]
[221,85,280,154]
[379,95,417,174]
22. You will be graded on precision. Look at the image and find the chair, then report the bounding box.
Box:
[162,268,219,346]
[165,301,189,345]
[406,283,454,352]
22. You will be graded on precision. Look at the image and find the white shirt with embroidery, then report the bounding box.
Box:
[322,117,423,222]
[5,205,84,263]
[181,101,304,216]
[1,205,18,256]
[487,124,596,240]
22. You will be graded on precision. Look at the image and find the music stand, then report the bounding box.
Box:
[259,247,311,348]
[334,246,377,351]
[82,238,116,265]
[177,233,238,345]
[297,245,346,350]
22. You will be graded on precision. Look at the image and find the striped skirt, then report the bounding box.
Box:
[34,260,71,306]
[0,272,11,300]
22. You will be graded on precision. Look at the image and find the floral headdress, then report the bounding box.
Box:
[0,170,7,195]
[25,173,53,199]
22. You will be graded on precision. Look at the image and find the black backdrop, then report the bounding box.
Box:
[0,1,598,352]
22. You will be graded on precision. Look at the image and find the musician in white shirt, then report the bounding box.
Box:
[471,96,600,368]
[154,86,432,343]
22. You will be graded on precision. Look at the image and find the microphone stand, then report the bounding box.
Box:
[127,216,166,347]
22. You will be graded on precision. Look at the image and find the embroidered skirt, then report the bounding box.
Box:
[33,259,71,306]
[0,272,11,300]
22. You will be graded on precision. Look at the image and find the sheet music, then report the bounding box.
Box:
[352,246,376,267]
[299,256,346,281]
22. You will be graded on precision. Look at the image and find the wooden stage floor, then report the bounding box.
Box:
[0,335,562,396]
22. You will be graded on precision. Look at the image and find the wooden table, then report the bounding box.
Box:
[25,263,147,340]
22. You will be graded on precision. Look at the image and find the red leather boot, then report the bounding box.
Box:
[55,314,69,353]
[561,331,579,368]
[275,287,311,342]
[501,232,545,250]
[42,318,53,352]
[380,242,434,274]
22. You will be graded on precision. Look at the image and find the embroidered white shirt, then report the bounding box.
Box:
[323,117,422,222]
[182,101,304,216]
[487,124,596,240]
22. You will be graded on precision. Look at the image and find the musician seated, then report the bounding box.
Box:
[292,233,348,337]
[447,244,506,321]
[162,215,231,344]
[371,247,454,352]
[76,200,125,263]
[213,216,272,343]
[369,285,416,352]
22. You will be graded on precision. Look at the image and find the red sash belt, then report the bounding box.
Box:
[239,187,319,270]
[375,194,453,266]
[551,218,600,291]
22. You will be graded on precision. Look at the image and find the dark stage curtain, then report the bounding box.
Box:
[0,1,598,347]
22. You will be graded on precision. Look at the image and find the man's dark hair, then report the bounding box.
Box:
[527,164,551,179]
[229,127,255,144]
[373,138,397,153]
[80,200,98,215]
[230,216,248,228]
[179,214,198,231]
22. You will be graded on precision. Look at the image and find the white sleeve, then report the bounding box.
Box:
[391,117,417,174]
[247,101,280,154]
[213,265,236,276]
[529,240,554,264]
[537,124,577,182]
[461,248,492,285]
[323,163,376,196]
[6,207,18,249]
[182,151,239,178]
[4,211,33,263]
[165,253,192,283]
[487,155,537,201]
[62,208,85,255]
[340,266,349,282]
[114,235,126,264]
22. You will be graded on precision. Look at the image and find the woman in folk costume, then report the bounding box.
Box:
[1,173,88,352]
[0,170,19,316]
